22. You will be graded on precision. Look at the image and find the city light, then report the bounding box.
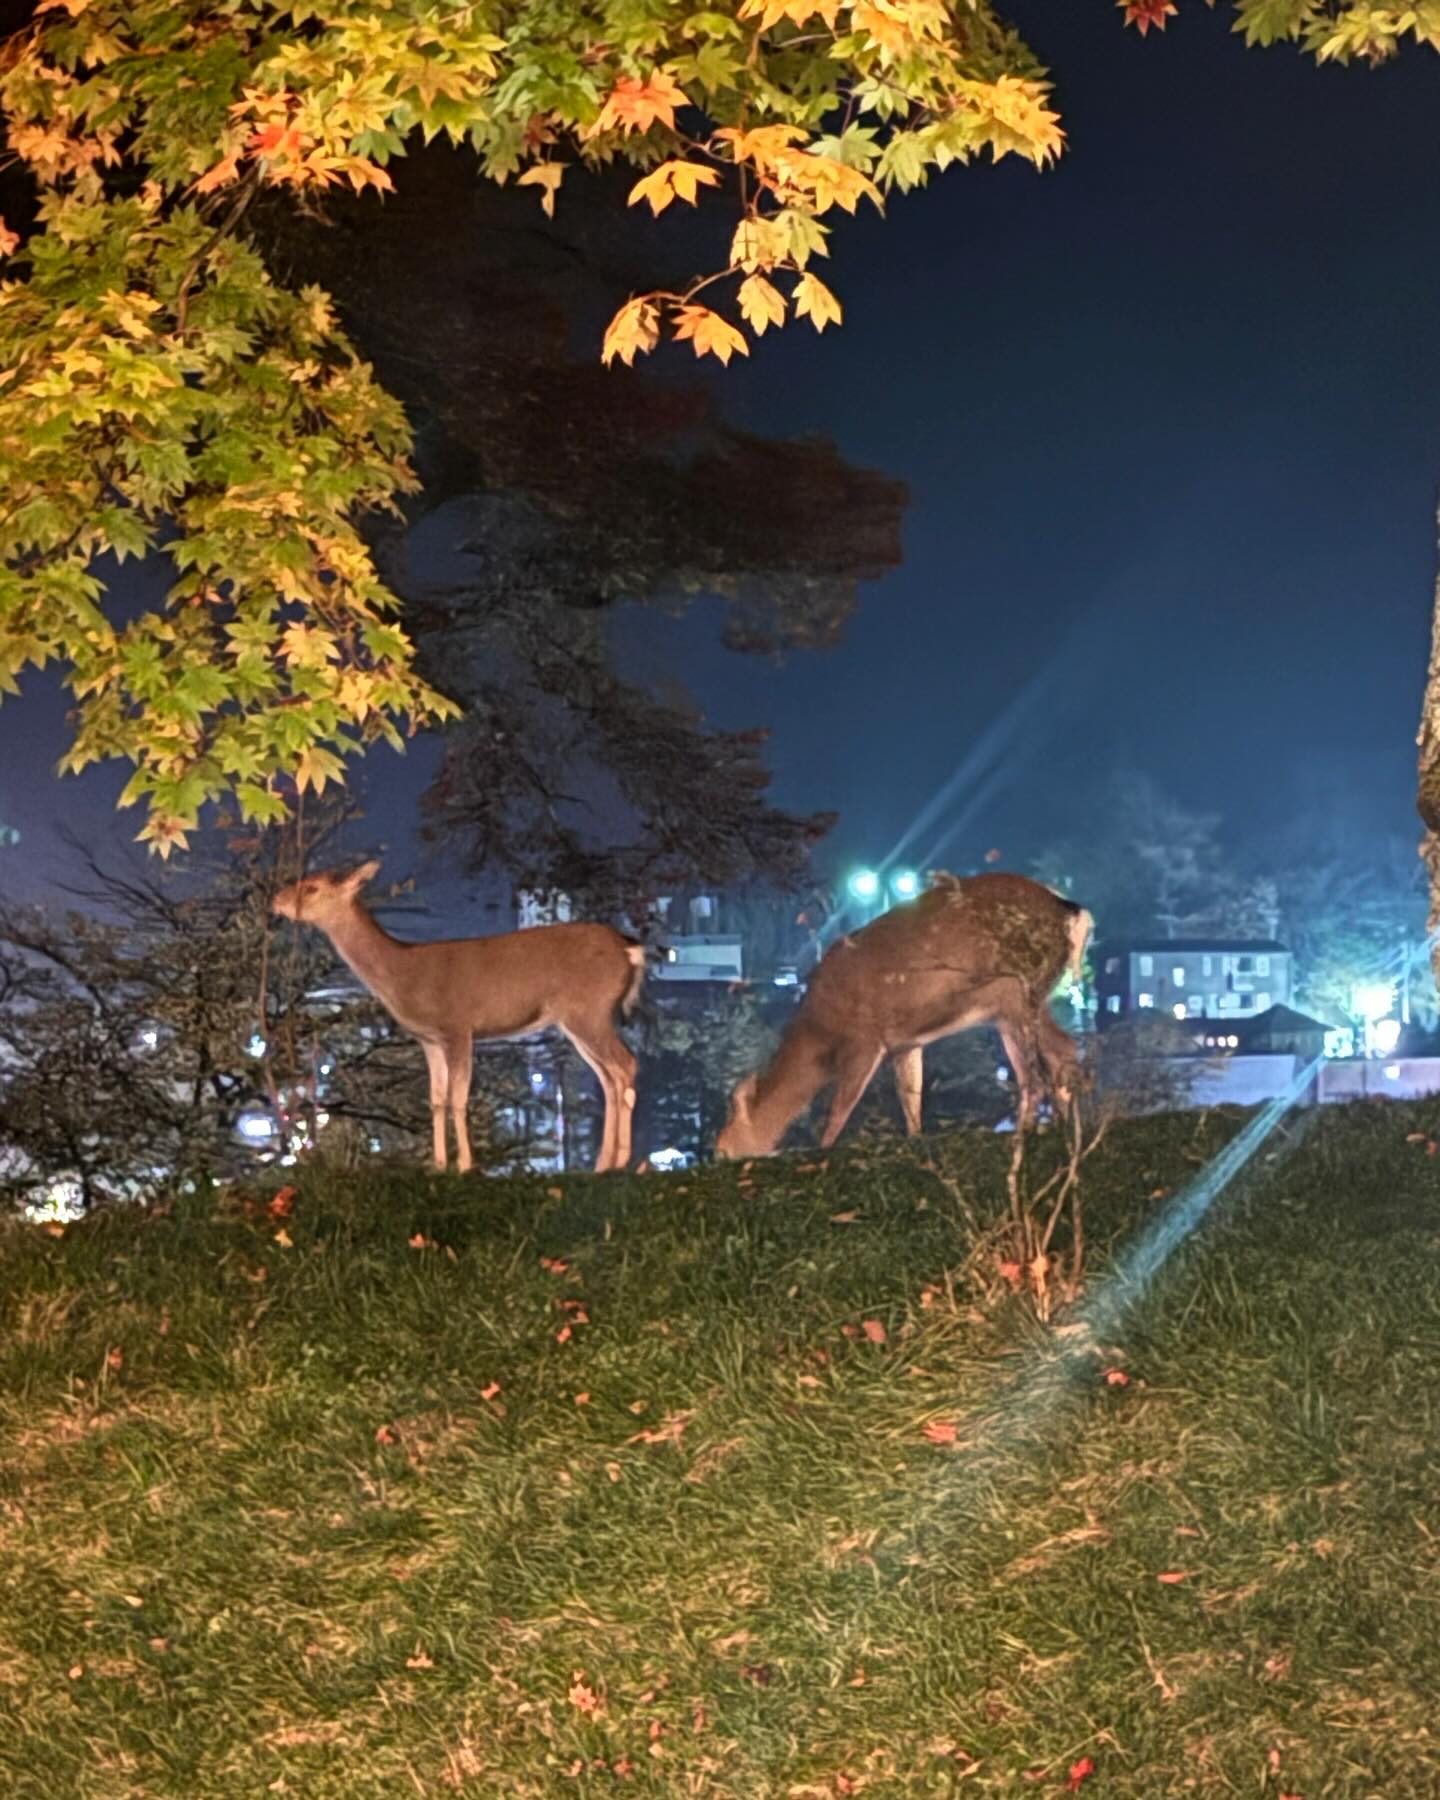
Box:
[1351,981,1395,1022]
[847,868,881,901]
[890,869,920,899]
[1372,1017,1402,1056]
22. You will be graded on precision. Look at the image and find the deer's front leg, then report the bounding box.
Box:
[422,1039,450,1170]
[891,1045,924,1136]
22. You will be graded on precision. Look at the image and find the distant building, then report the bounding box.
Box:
[1187,1002,1331,1062]
[1097,938,1293,1024]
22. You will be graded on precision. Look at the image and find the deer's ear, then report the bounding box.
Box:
[346,858,382,890]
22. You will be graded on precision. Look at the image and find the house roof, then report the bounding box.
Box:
[1102,938,1289,955]
[1192,1004,1331,1041]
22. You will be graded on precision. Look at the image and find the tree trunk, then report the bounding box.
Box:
[1418,522,1440,991]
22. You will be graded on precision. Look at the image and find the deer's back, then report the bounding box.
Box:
[387,922,636,1038]
[804,873,1077,1041]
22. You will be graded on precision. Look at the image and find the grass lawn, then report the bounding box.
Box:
[2,1099,1439,1798]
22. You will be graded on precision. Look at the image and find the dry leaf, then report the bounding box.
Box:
[1103,1367,1130,1387]
[272,1227,294,1248]
[1065,1757,1096,1792]
[605,1462,623,1483]
[830,1210,860,1224]
[539,1256,568,1274]
[997,1258,1023,1291]
[861,1319,887,1345]
[568,1672,604,1714]
[556,1325,573,1345]
[68,1664,84,1680]
[480,1381,501,1401]
[406,1648,434,1669]
[268,1186,296,1218]
[574,1392,591,1406]
[1155,1570,1191,1584]
[408,1232,432,1249]
[105,1347,123,1371]
[923,1419,959,1446]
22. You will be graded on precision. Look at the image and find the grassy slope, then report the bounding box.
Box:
[2,1102,1439,1799]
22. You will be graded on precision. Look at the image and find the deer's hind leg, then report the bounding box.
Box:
[446,1033,475,1174]
[566,1023,637,1174]
[421,1039,451,1170]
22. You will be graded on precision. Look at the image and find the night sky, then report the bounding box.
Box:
[3,4,1439,910]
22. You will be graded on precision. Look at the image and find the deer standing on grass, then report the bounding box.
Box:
[716,872,1092,1159]
[271,862,645,1174]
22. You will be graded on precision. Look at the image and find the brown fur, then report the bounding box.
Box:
[273,861,644,1174]
[716,872,1090,1158]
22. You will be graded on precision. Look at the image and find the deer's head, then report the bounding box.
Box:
[715,1073,779,1160]
[272,859,382,927]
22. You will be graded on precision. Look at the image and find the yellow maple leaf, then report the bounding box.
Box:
[730,214,786,271]
[964,75,1065,167]
[793,272,842,331]
[627,159,721,216]
[738,274,787,335]
[738,0,843,27]
[136,814,192,859]
[852,0,914,55]
[294,745,346,795]
[593,69,688,137]
[517,162,565,219]
[713,123,810,170]
[772,150,881,216]
[601,297,661,367]
[672,304,749,365]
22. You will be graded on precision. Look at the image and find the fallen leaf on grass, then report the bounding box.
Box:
[480,1381,501,1401]
[573,1392,591,1406]
[739,1663,773,1686]
[556,1325,572,1345]
[272,1227,293,1248]
[1156,1570,1191,1584]
[1103,1368,1130,1387]
[539,1256,568,1274]
[559,1299,590,1321]
[1311,1537,1336,1558]
[997,1259,1023,1291]
[861,1319,887,1345]
[797,1374,822,1389]
[375,1424,399,1446]
[68,1664,84,1679]
[1263,1651,1293,1681]
[105,1347,123,1371]
[1065,1757,1096,1791]
[408,1233,434,1250]
[605,1462,622,1483]
[268,1186,296,1218]
[568,1673,604,1714]
[628,1410,692,1447]
[406,1647,434,1669]
[923,1419,959,1446]
[830,1210,860,1224]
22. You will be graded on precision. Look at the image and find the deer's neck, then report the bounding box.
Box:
[321,906,410,1007]
[749,1021,832,1149]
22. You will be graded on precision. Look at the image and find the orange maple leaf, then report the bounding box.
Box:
[1156,1569,1192,1584]
[923,1419,959,1445]
[594,69,687,136]
[1066,1757,1096,1792]
[1119,0,1178,33]
[861,1318,888,1345]
[568,1672,605,1714]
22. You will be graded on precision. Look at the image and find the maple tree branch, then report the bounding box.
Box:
[174,164,263,337]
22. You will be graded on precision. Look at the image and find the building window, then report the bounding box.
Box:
[1137,992,1154,1009]
[1106,995,1121,1014]
[1171,963,1186,986]
[1218,994,1236,1011]
[1202,955,1213,977]
[1138,954,1154,977]
[1237,955,1254,974]
[1255,954,1270,976]
[1188,995,1204,1014]
[1256,991,1271,1011]
[1104,956,1119,975]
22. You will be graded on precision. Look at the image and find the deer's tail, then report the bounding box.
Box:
[1065,906,1094,984]
[619,940,648,1019]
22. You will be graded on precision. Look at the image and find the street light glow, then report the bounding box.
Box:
[848,868,881,901]
[890,869,919,899]
[1351,981,1396,1022]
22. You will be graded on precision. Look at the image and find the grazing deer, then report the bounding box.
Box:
[716,872,1092,1159]
[271,862,645,1174]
